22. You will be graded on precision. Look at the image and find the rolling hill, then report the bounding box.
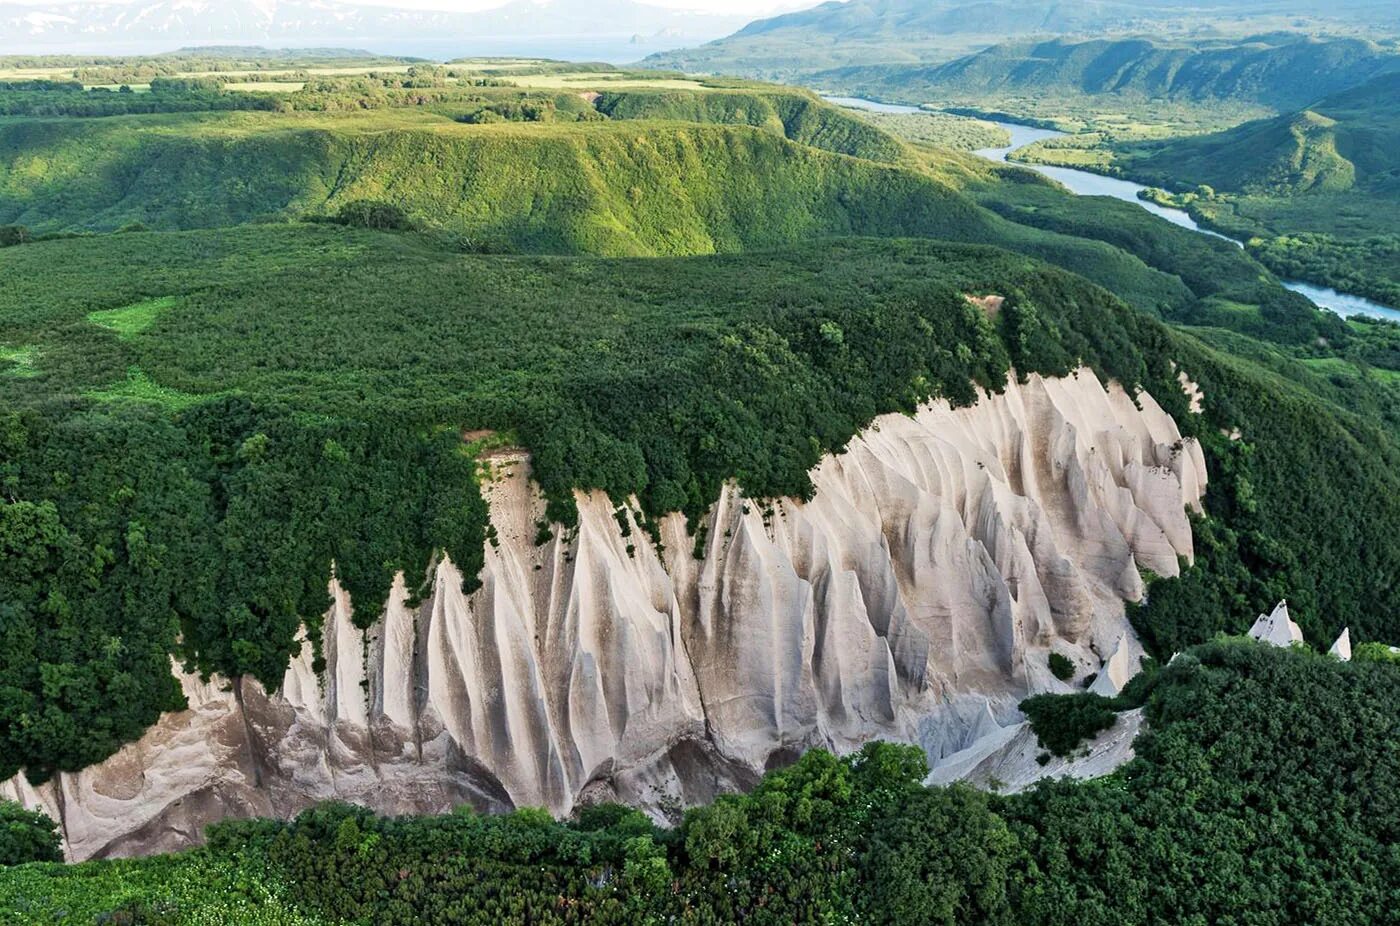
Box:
[1124,71,1400,195]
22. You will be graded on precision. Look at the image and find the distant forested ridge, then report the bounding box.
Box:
[814,34,1400,114]
[643,0,1400,79]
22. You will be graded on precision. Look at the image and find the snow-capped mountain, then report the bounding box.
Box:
[0,0,751,51]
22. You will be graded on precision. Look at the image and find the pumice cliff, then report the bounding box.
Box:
[2,368,1207,860]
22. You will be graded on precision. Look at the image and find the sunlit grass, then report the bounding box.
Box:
[87,296,177,338]
[0,343,39,376]
[86,368,202,409]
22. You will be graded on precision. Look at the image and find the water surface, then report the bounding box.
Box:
[827,96,1400,321]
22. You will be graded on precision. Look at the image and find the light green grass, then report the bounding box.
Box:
[0,343,38,376]
[87,296,177,338]
[86,368,201,409]
[506,72,707,90]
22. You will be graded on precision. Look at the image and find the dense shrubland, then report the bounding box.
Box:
[4,641,1396,925]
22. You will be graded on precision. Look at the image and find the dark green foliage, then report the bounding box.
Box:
[0,397,487,782]
[0,225,31,247]
[858,785,1019,926]
[1251,233,1400,308]
[0,800,62,866]
[261,801,658,924]
[1047,652,1074,681]
[330,200,416,231]
[1019,692,1118,756]
[0,80,277,117]
[1004,640,1400,925]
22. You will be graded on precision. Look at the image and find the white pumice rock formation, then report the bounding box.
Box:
[2,369,1206,860]
[1089,633,1140,697]
[1329,628,1352,661]
[1248,601,1305,648]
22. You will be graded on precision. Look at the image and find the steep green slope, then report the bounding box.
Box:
[0,111,968,252]
[595,87,907,162]
[1109,72,1400,303]
[1126,72,1400,195]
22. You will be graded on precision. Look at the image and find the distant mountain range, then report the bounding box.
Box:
[0,0,751,55]
[644,0,1400,78]
[816,35,1400,114]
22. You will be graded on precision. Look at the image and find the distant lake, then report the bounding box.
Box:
[826,96,1400,323]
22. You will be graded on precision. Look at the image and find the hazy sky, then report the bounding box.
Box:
[7,0,808,12]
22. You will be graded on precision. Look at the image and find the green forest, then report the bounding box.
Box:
[4,44,1400,925]
[3,68,1400,793]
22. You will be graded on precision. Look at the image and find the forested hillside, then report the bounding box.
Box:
[6,222,1400,788]
[1123,72,1400,195]
[6,50,1400,923]
[815,35,1400,120]
[1099,72,1400,304]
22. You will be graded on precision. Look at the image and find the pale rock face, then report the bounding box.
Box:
[926,708,1146,793]
[1329,628,1352,662]
[1248,601,1305,648]
[2,369,1206,861]
[1089,634,1140,697]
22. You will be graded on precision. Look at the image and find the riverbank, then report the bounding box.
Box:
[827,96,1400,323]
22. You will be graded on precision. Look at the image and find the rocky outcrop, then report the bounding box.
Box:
[2,369,1206,861]
[1089,633,1138,697]
[1329,628,1352,661]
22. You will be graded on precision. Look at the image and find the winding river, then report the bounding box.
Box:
[825,97,1400,323]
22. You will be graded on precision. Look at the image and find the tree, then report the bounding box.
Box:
[0,800,62,865]
[859,785,1021,926]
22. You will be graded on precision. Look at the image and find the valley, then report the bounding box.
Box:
[833,96,1400,321]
